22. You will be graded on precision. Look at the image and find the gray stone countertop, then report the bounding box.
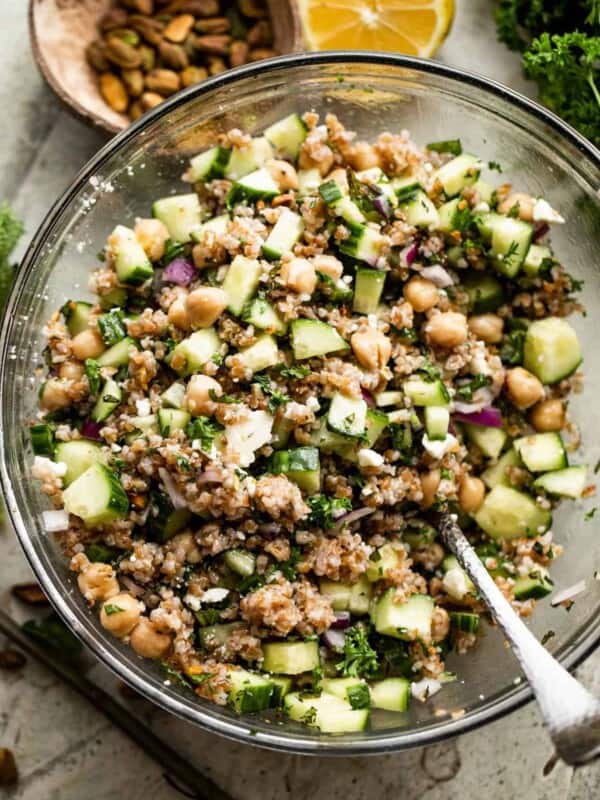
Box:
[1,1,599,797]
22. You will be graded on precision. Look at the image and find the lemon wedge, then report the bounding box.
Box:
[298,0,455,58]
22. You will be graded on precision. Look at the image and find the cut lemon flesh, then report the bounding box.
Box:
[298,0,455,58]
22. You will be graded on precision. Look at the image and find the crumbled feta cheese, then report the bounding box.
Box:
[306,396,320,412]
[357,448,384,468]
[183,593,202,612]
[411,678,442,702]
[136,398,151,417]
[201,587,229,604]
[473,201,490,213]
[224,410,274,468]
[533,198,565,224]
[442,567,471,601]
[422,433,458,460]
[469,340,492,375]
[31,456,67,480]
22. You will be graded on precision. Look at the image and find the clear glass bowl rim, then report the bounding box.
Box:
[2,51,600,756]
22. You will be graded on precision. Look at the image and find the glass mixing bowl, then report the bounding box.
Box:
[2,53,600,755]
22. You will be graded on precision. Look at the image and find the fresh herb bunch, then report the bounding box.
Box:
[495,1,600,145]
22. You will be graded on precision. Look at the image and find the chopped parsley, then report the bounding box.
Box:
[276,364,311,380]
[488,160,503,172]
[347,683,371,710]
[185,416,224,451]
[455,374,492,401]
[103,604,124,616]
[541,630,556,646]
[160,661,194,689]
[426,139,462,156]
[585,506,597,521]
[175,454,191,471]
[300,706,317,725]
[500,327,527,365]
[389,423,415,465]
[209,388,239,404]
[253,374,290,413]
[418,357,442,382]
[195,608,221,627]
[307,494,352,529]
[337,624,379,679]
[160,239,185,267]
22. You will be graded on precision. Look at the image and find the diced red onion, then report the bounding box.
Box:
[322,628,346,651]
[163,258,197,286]
[334,506,376,531]
[453,406,503,428]
[361,389,375,408]
[373,194,392,219]
[331,611,351,629]
[551,580,586,607]
[533,222,550,242]
[120,576,145,597]
[81,420,103,441]
[42,509,69,533]
[421,264,454,288]
[158,467,187,510]
[400,243,418,266]
[196,468,224,485]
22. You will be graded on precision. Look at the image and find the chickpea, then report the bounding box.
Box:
[420,469,440,509]
[497,192,534,222]
[77,562,119,606]
[130,617,171,659]
[426,311,468,349]
[347,142,381,171]
[468,313,504,344]
[280,257,317,295]
[168,297,191,331]
[351,329,392,371]
[403,276,439,313]
[71,329,105,361]
[100,593,142,638]
[431,606,450,642]
[185,374,222,417]
[530,398,565,432]
[458,475,486,514]
[40,379,72,411]
[58,361,85,381]
[505,367,544,410]
[265,159,299,191]
[312,254,344,281]
[186,287,227,329]
[134,218,169,261]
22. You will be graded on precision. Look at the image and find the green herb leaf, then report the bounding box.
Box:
[337,624,379,679]
[426,139,462,156]
[347,682,371,709]
[455,374,492,401]
[84,358,102,395]
[253,374,290,414]
[186,416,224,451]
[307,494,352,529]
[103,604,124,616]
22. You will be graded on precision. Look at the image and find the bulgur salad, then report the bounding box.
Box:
[30,111,587,732]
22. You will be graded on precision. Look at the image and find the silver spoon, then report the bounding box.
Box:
[439,513,600,766]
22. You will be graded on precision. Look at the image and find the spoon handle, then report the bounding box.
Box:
[440,514,600,766]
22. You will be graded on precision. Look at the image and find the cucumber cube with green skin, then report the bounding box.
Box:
[374,390,404,408]
[197,622,243,649]
[433,153,481,197]
[373,591,434,640]
[158,408,190,436]
[270,676,293,707]
[366,543,403,582]
[284,692,369,733]
[532,465,587,499]
[262,640,320,675]
[349,575,373,615]
[513,432,567,472]
[186,145,231,182]
[243,297,287,335]
[390,176,423,203]
[339,223,384,264]
[474,485,551,540]
[169,328,221,376]
[224,549,256,577]
[30,424,56,457]
[271,447,320,493]
[228,669,275,714]
[523,244,553,278]
[424,406,450,440]
[190,215,229,241]
[464,424,506,460]
[476,213,532,277]
[63,463,129,526]
[400,191,439,229]
[297,168,322,197]
[290,319,349,360]
[404,378,449,407]
[463,272,505,313]
[98,287,128,311]
[353,268,386,314]
[319,579,352,610]
[97,337,137,368]
[403,522,437,550]
[237,334,279,373]
[161,382,186,410]
[222,255,262,316]
[264,113,307,159]
[152,194,202,244]
[449,611,480,633]
[471,178,494,204]
[513,574,553,600]
[436,198,461,233]
[370,678,410,712]
[262,208,304,261]
[335,197,367,226]
[225,137,274,181]
[55,440,107,486]
[228,167,280,207]
[328,391,367,438]
[91,377,122,423]
[148,492,191,542]
[62,300,93,336]
[364,409,388,447]
[523,317,582,385]
[481,448,520,489]
[109,225,154,285]
[321,677,369,706]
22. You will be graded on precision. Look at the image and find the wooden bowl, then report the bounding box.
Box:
[29,0,304,136]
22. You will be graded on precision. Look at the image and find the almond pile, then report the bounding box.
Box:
[86,0,277,121]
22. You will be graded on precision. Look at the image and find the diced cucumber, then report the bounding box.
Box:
[339,223,384,265]
[349,575,373,615]
[147,492,190,541]
[319,579,351,610]
[190,214,229,241]
[390,176,423,203]
[436,198,461,233]
[370,678,410,712]
[225,137,274,181]
[197,622,243,649]
[403,521,437,550]
[373,591,434,640]
[404,378,449,407]
[513,574,553,600]
[464,424,506,460]
[532,465,587,499]
[98,310,126,347]
[481,448,520,488]
[297,168,321,196]
[161,382,186,410]
[514,432,567,472]
[98,287,128,311]
[62,301,93,336]
[243,296,287,335]
[238,334,279,373]
[321,677,369,706]
[187,145,230,182]
[434,153,481,197]
[224,410,274,468]
[125,414,159,443]
[309,418,351,458]
[262,208,304,260]
[463,272,505,314]
[477,213,533,277]
[366,543,402,582]
[55,440,107,486]
[424,406,450,440]
[523,244,552,278]
[222,255,262,316]
[228,669,275,714]
[474,485,551,539]
[228,167,280,207]
[442,554,476,597]
[270,676,293,707]
[353,269,386,314]
[400,191,439,229]
[91,377,122,423]
[62,463,129,525]
[335,197,367,226]
[290,319,349,360]
[152,194,202,243]
[374,390,404,408]
[169,328,221,376]
[224,549,256,577]
[327,392,367,438]
[158,408,190,436]
[109,225,154,285]
[523,317,582,385]
[319,179,345,206]
[97,337,137,368]
[262,640,320,675]
[264,113,307,159]
[449,611,480,633]
[284,692,369,733]
[30,424,55,457]
[472,178,494,204]
[271,447,320,493]
[364,409,388,448]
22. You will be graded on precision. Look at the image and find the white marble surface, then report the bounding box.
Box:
[1,1,599,797]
